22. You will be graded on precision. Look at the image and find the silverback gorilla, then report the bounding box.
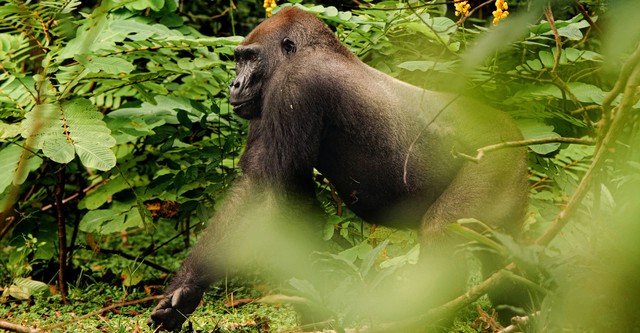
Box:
[149,6,528,331]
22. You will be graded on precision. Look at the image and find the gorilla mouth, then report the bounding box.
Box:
[230,99,252,110]
[231,101,245,110]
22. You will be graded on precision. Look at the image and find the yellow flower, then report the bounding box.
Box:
[492,0,509,25]
[454,0,471,17]
[263,0,277,16]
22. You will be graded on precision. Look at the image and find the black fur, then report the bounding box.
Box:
[149,7,528,331]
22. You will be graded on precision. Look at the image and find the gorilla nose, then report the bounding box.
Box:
[230,78,240,90]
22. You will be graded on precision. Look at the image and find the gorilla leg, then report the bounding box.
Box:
[418,149,528,321]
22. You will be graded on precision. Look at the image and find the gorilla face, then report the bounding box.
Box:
[230,15,300,120]
[230,45,264,119]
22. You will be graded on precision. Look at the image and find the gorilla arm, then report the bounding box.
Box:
[147,177,261,331]
[149,86,325,331]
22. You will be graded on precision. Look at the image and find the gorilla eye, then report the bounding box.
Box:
[282,37,296,54]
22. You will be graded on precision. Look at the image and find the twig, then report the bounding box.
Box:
[456,0,494,26]
[457,137,595,162]
[0,320,43,333]
[54,165,69,304]
[573,0,601,34]
[43,295,164,330]
[600,43,640,134]
[544,6,562,73]
[40,179,107,212]
[498,311,539,333]
[543,5,583,108]
[98,248,172,274]
[424,263,516,319]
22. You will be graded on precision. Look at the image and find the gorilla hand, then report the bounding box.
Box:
[148,285,204,331]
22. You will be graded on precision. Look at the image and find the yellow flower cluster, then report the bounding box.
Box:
[263,0,278,16]
[454,1,471,17]
[492,0,509,25]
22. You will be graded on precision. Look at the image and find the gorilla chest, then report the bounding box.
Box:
[316,138,458,227]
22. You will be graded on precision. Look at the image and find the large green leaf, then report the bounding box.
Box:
[509,82,606,105]
[107,95,203,125]
[21,98,116,170]
[7,278,50,300]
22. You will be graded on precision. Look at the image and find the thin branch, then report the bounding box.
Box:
[425,263,516,319]
[98,248,172,274]
[498,311,539,333]
[42,295,164,331]
[457,137,596,163]
[0,319,42,333]
[544,6,562,73]
[573,0,601,34]
[54,165,69,304]
[600,42,640,131]
[456,0,494,26]
[40,179,107,212]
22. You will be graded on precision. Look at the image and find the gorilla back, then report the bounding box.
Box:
[149,6,528,331]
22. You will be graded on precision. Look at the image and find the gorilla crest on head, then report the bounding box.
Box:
[230,8,352,120]
[150,6,529,331]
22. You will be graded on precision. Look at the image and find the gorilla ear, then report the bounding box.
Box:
[282,37,297,54]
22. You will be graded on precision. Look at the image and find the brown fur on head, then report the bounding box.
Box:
[243,7,352,58]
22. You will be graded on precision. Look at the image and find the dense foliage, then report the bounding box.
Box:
[1,0,639,332]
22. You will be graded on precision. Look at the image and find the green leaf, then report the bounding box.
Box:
[0,122,21,139]
[107,95,202,126]
[323,6,338,17]
[538,50,554,68]
[21,98,116,170]
[58,15,124,61]
[564,48,603,62]
[517,119,561,155]
[79,204,143,234]
[79,209,125,233]
[110,20,179,41]
[526,59,543,71]
[78,56,135,74]
[78,176,129,210]
[403,17,457,45]
[554,21,590,40]
[380,244,420,269]
[529,14,585,36]
[0,145,43,194]
[125,0,165,11]
[447,221,507,257]
[105,116,160,144]
[509,82,605,105]
[288,278,323,302]
[122,266,145,286]
[8,278,50,300]
[339,241,372,262]
[322,215,342,240]
[360,240,388,277]
[566,82,606,104]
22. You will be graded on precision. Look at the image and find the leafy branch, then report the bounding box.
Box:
[457,137,595,163]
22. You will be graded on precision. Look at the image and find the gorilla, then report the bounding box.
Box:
[149,6,528,331]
